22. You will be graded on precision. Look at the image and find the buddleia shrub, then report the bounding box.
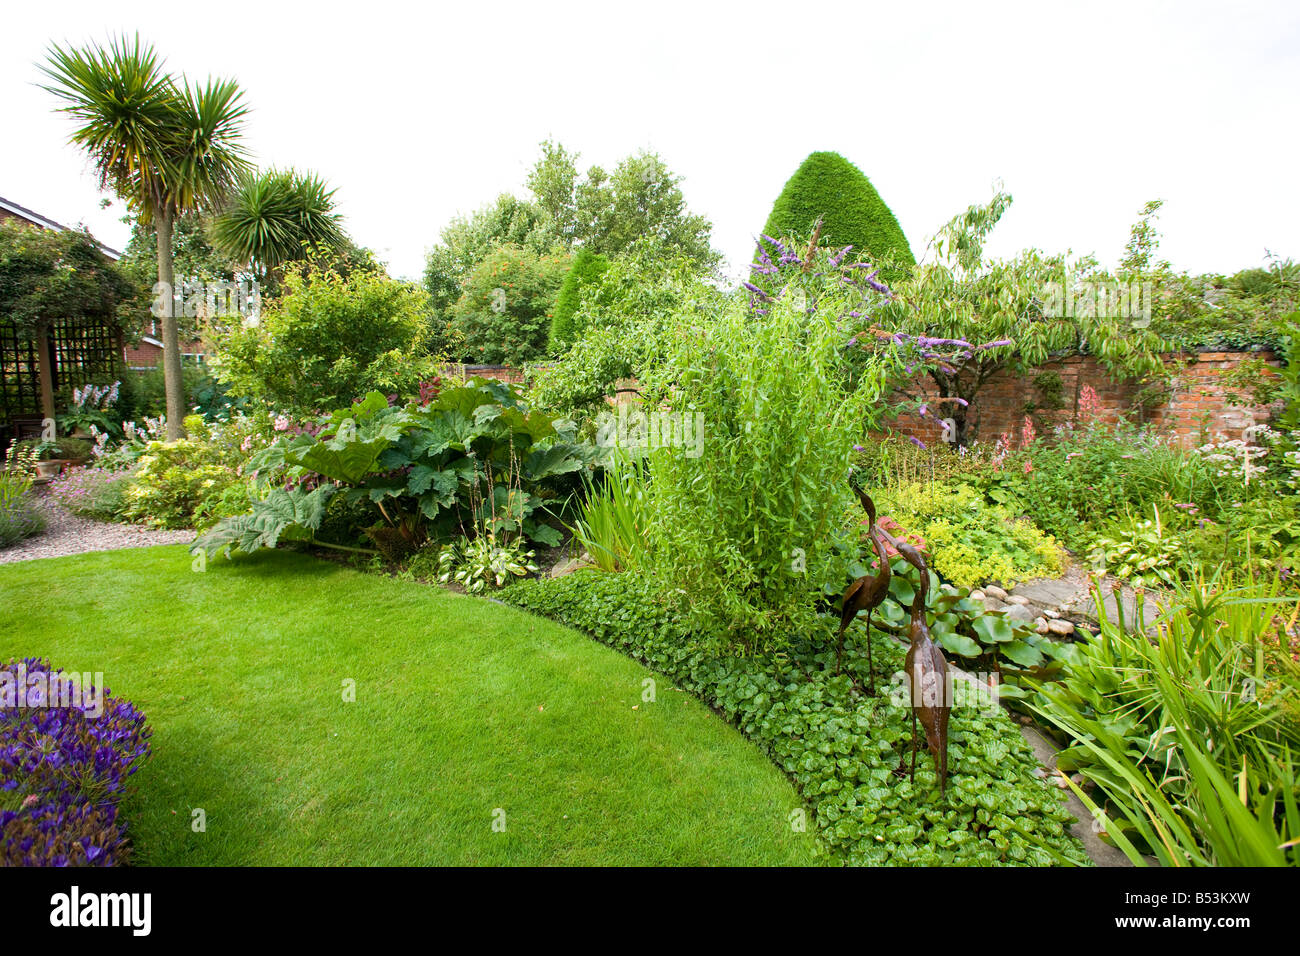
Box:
[639,288,892,651]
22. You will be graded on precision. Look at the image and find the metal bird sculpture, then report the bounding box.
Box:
[894,543,950,795]
[836,488,891,693]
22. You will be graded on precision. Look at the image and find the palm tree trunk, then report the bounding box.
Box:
[157,210,186,440]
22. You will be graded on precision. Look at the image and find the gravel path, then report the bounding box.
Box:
[0,489,193,565]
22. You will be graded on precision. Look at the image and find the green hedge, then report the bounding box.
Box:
[548,248,611,353]
[763,151,915,279]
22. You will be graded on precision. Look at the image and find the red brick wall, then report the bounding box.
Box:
[890,350,1279,448]
[441,364,530,385]
[124,342,164,367]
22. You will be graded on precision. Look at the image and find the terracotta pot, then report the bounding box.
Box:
[35,460,63,479]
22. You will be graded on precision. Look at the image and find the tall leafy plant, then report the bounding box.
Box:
[639,288,893,650]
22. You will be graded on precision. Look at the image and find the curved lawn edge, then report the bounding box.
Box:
[0,545,818,866]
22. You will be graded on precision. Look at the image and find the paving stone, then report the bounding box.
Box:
[1006,594,1031,606]
[1010,577,1079,607]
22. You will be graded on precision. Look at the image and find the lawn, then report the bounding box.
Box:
[0,545,816,866]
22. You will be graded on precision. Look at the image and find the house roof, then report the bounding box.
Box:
[0,194,123,260]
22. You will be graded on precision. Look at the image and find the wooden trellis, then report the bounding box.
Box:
[0,316,124,437]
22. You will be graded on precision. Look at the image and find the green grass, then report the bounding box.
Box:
[0,545,816,866]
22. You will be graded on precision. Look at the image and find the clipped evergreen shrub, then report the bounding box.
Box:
[762,151,915,279]
[549,247,611,353]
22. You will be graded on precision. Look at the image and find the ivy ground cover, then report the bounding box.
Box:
[0,546,814,866]
[506,572,1090,866]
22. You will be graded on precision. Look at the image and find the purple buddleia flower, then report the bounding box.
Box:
[910,436,927,449]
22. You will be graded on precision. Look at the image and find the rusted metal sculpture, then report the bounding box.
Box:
[836,489,891,693]
[894,541,950,795]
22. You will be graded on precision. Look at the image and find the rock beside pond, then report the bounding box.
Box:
[1004,603,1036,623]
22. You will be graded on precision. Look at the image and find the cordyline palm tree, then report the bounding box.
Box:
[41,34,250,439]
[211,167,346,282]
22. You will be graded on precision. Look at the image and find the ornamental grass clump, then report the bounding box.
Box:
[0,658,152,866]
[0,467,45,547]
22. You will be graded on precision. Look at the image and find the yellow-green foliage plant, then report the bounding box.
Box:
[878,481,1064,589]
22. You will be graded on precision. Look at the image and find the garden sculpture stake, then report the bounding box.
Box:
[895,543,950,795]
[836,488,891,693]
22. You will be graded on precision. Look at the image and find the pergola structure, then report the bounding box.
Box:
[0,196,130,444]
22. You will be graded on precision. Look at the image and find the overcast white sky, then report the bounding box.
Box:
[3,0,1297,284]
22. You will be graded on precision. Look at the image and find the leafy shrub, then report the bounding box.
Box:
[47,467,131,522]
[195,380,594,560]
[527,244,722,419]
[876,481,1064,589]
[121,443,242,529]
[762,151,915,279]
[504,572,1087,866]
[638,286,894,650]
[446,244,570,365]
[0,658,152,866]
[216,261,433,414]
[1029,575,1300,866]
[0,470,45,547]
[118,414,270,530]
[548,247,610,353]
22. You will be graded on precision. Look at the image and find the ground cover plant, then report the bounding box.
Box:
[873,480,1064,589]
[0,547,815,866]
[1,658,152,866]
[505,570,1088,866]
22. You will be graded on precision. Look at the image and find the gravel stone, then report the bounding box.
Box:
[0,491,191,565]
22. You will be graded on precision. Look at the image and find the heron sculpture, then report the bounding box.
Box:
[894,540,950,795]
[836,489,891,693]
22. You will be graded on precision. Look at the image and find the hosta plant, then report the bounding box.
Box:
[437,533,538,592]
[1088,505,1182,589]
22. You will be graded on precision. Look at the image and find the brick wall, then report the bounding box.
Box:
[438,351,1281,450]
[890,350,1280,448]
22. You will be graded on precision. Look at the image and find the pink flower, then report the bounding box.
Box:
[1021,415,1036,449]
[1023,458,1033,474]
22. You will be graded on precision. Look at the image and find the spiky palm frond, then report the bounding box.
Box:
[40,34,251,223]
[39,34,176,217]
[211,167,346,274]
